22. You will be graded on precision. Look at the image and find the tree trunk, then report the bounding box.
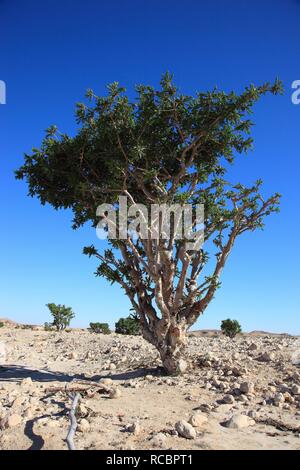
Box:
[157,324,188,375]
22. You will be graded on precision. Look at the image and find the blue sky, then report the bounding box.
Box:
[0,0,299,333]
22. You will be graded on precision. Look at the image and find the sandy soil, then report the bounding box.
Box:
[0,324,300,450]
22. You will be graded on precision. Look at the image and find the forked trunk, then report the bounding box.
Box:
[157,324,188,375]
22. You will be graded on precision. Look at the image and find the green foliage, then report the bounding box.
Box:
[15,73,282,230]
[21,324,34,330]
[89,322,111,334]
[46,303,75,331]
[115,315,140,335]
[0,322,4,328]
[221,318,242,338]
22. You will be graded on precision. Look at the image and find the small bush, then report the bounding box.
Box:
[115,315,140,335]
[46,303,75,331]
[221,318,242,338]
[0,322,4,328]
[89,322,111,334]
[21,324,34,330]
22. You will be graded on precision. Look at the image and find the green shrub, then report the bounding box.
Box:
[115,315,140,335]
[0,322,4,328]
[21,324,34,330]
[221,318,242,338]
[46,303,75,331]
[89,322,111,334]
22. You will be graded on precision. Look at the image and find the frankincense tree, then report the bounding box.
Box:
[16,73,282,374]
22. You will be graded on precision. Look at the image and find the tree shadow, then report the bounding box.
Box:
[24,418,45,450]
[0,364,165,385]
[0,364,85,383]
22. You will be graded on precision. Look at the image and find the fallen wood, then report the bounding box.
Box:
[66,393,81,450]
[45,380,112,394]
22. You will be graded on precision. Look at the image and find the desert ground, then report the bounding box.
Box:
[0,319,300,450]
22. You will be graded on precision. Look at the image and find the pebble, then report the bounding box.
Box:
[175,420,196,439]
[188,411,208,427]
[151,433,167,448]
[225,413,255,429]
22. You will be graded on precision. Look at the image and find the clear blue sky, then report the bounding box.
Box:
[0,0,299,333]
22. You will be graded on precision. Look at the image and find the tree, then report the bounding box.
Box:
[89,322,111,334]
[46,303,75,331]
[16,73,282,374]
[221,318,242,338]
[115,315,140,335]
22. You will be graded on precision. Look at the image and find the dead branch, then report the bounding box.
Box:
[66,393,81,450]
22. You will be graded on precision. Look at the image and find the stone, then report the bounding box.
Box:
[21,377,33,388]
[291,384,300,395]
[188,411,208,428]
[248,343,258,351]
[145,375,154,381]
[231,367,242,377]
[109,363,117,371]
[126,421,141,435]
[225,413,255,429]
[223,394,235,404]
[258,352,275,363]
[109,388,121,399]
[99,378,113,386]
[175,420,196,439]
[240,382,255,394]
[177,359,188,374]
[78,418,90,432]
[151,433,167,448]
[7,414,22,428]
[273,393,285,406]
[69,352,78,360]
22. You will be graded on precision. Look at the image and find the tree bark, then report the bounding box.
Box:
[153,323,188,375]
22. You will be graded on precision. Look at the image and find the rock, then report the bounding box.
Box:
[248,343,258,351]
[223,394,235,404]
[258,352,275,362]
[69,352,78,360]
[151,433,167,448]
[21,377,33,388]
[273,393,285,406]
[78,418,90,432]
[77,403,88,416]
[126,421,141,435]
[12,396,24,408]
[7,414,22,428]
[109,363,117,371]
[175,420,196,439]
[99,378,113,386]
[109,388,121,399]
[231,367,242,377]
[291,384,300,395]
[188,411,208,428]
[225,413,255,429]
[240,382,255,394]
[145,375,154,381]
[177,359,188,374]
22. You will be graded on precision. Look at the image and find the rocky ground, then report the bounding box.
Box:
[0,324,300,450]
